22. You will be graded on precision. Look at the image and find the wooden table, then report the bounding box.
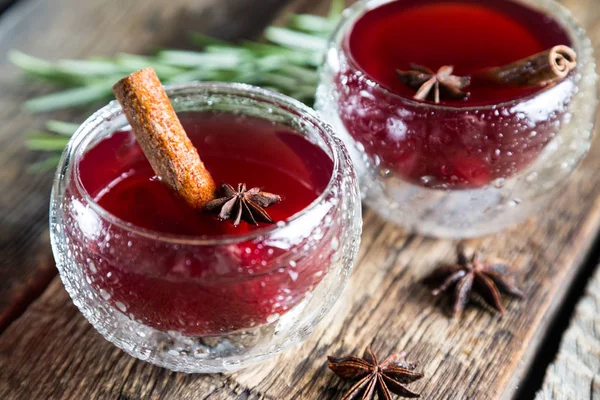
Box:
[1,0,599,399]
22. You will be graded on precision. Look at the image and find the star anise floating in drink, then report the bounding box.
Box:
[396,46,577,104]
[425,244,525,317]
[395,64,471,103]
[204,183,281,227]
[328,346,424,399]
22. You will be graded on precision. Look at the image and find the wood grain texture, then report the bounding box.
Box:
[1,1,600,400]
[0,0,290,332]
[535,263,600,400]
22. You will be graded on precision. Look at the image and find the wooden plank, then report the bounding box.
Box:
[0,0,16,14]
[535,263,600,399]
[0,0,291,332]
[1,1,600,400]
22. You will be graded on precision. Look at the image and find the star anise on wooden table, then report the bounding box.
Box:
[425,244,525,317]
[328,346,424,399]
[204,183,281,227]
[395,64,471,103]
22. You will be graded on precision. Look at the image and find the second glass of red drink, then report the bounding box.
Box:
[317,0,598,237]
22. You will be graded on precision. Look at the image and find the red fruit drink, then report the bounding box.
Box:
[336,0,573,189]
[69,111,335,335]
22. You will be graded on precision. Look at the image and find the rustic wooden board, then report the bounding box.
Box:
[1,0,600,399]
[535,263,600,399]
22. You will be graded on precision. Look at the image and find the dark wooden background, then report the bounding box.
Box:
[1,0,600,399]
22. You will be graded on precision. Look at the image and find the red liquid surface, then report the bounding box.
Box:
[70,112,335,335]
[80,112,332,236]
[337,0,574,188]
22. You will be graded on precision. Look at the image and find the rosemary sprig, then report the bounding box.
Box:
[27,134,71,151]
[15,1,344,170]
[45,120,80,136]
[12,1,341,114]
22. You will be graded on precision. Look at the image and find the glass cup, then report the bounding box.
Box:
[50,83,362,373]
[316,0,598,238]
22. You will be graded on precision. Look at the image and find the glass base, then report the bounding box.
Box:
[362,178,545,238]
[57,253,323,373]
[52,226,347,373]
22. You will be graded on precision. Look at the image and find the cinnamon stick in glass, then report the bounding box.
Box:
[473,45,577,87]
[112,68,216,209]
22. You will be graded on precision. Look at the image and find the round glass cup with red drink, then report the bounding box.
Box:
[317,0,598,238]
[50,83,361,373]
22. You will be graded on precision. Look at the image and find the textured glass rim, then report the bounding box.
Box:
[330,0,593,111]
[57,82,346,245]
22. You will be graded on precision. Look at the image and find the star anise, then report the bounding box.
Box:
[425,244,525,317]
[328,346,424,399]
[395,64,471,103]
[204,183,281,227]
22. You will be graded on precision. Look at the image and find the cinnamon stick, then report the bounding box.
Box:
[473,45,577,87]
[112,68,216,209]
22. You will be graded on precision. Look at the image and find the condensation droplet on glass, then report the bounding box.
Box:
[99,289,111,301]
[526,172,538,182]
[379,169,392,178]
[420,175,434,185]
[330,237,339,250]
[115,301,127,313]
[266,314,280,323]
